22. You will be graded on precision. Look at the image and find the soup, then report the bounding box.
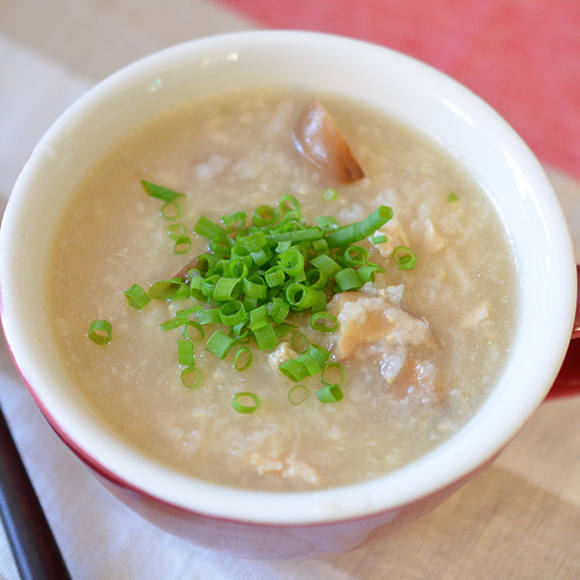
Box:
[46,89,518,491]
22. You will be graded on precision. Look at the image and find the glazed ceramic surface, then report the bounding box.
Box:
[0,31,576,558]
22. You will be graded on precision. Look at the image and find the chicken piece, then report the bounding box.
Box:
[268,342,295,372]
[327,290,433,360]
[293,99,365,183]
[373,217,411,258]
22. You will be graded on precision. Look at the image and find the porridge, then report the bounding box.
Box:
[46,89,518,491]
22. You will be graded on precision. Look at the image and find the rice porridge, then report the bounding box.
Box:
[46,89,518,491]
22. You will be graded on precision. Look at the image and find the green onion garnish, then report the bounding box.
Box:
[205,330,236,359]
[177,339,195,366]
[174,236,192,255]
[232,392,260,414]
[290,331,310,354]
[393,246,418,270]
[233,346,252,371]
[149,279,183,300]
[311,312,339,333]
[447,192,459,203]
[321,361,345,388]
[322,188,338,201]
[297,353,321,376]
[181,366,201,389]
[183,320,204,341]
[371,234,387,244]
[309,344,330,367]
[326,206,393,248]
[288,385,309,406]
[279,359,308,382]
[167,223,187,240]
[141,180,185,203]
[128,194,406,406]
[316,386,344,403]
[124,284,151,310]
[252,323,278,351]
[88,319,112,345]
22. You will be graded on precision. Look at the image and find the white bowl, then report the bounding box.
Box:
[0,31,576,559]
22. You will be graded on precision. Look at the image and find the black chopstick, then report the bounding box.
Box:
[0,403,72,580]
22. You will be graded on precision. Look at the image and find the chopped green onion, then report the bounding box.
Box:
[219,300,246,326]
[337,245,369,268]
[181,366,201,389]
[309,344,330,367]
[209,235,234,258]
[205,330,236,359]
[167,223,187,240]
[149,279,183,300]
[285,283,319,310]
[267,297,290,325]
[160,316,187,331]
[322,188,338,201]
[316,386,344,403]
[194,215,227,238]
[161,201,182,221]
[288,385,309,406]
[310,254,342,278]
[265,265,285,287]
[278,359,308,382]
[249,305,269,330]
[245,231,268,253]
[197,308,222,325]
[88,319,112,345]
[232,392,260,414]
[177,339,195,366]
[141,180,184,203]
[233,346,252,371]
[447,192,459,203]
[291,331,310,354]
[174,236,192,255]
[297,353,321,376]
[176,305,202,318]
[243,275,267,299]
[326,206,393,248]
[222,211,247,232]
[124,284,151,310]
[279,194,301,214]
[316,215,340,231]
[311,312,339,333]
[213,277,242,301]
[335,267,362,292]
[279,249,305,277]
[201,274,220,299]
[252,322,278,351]
[371,234,387,244]
[173,283,191,301]
[321,361,345,387]
[357,262,386,284]
[393,246,418,270]
[275,240,292,254]
[253,205,279,227]
[183,320,205,341]
[274,323,297,337]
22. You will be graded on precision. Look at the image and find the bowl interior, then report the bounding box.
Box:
[1,31,575,524]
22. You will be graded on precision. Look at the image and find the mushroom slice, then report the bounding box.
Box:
[293,99,365,183]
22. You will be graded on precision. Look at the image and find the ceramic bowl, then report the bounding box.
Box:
[0,31,576,559]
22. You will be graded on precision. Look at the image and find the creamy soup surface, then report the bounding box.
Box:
[47,89,518,491]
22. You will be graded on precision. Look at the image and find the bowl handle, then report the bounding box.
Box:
[546,265,580,398]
